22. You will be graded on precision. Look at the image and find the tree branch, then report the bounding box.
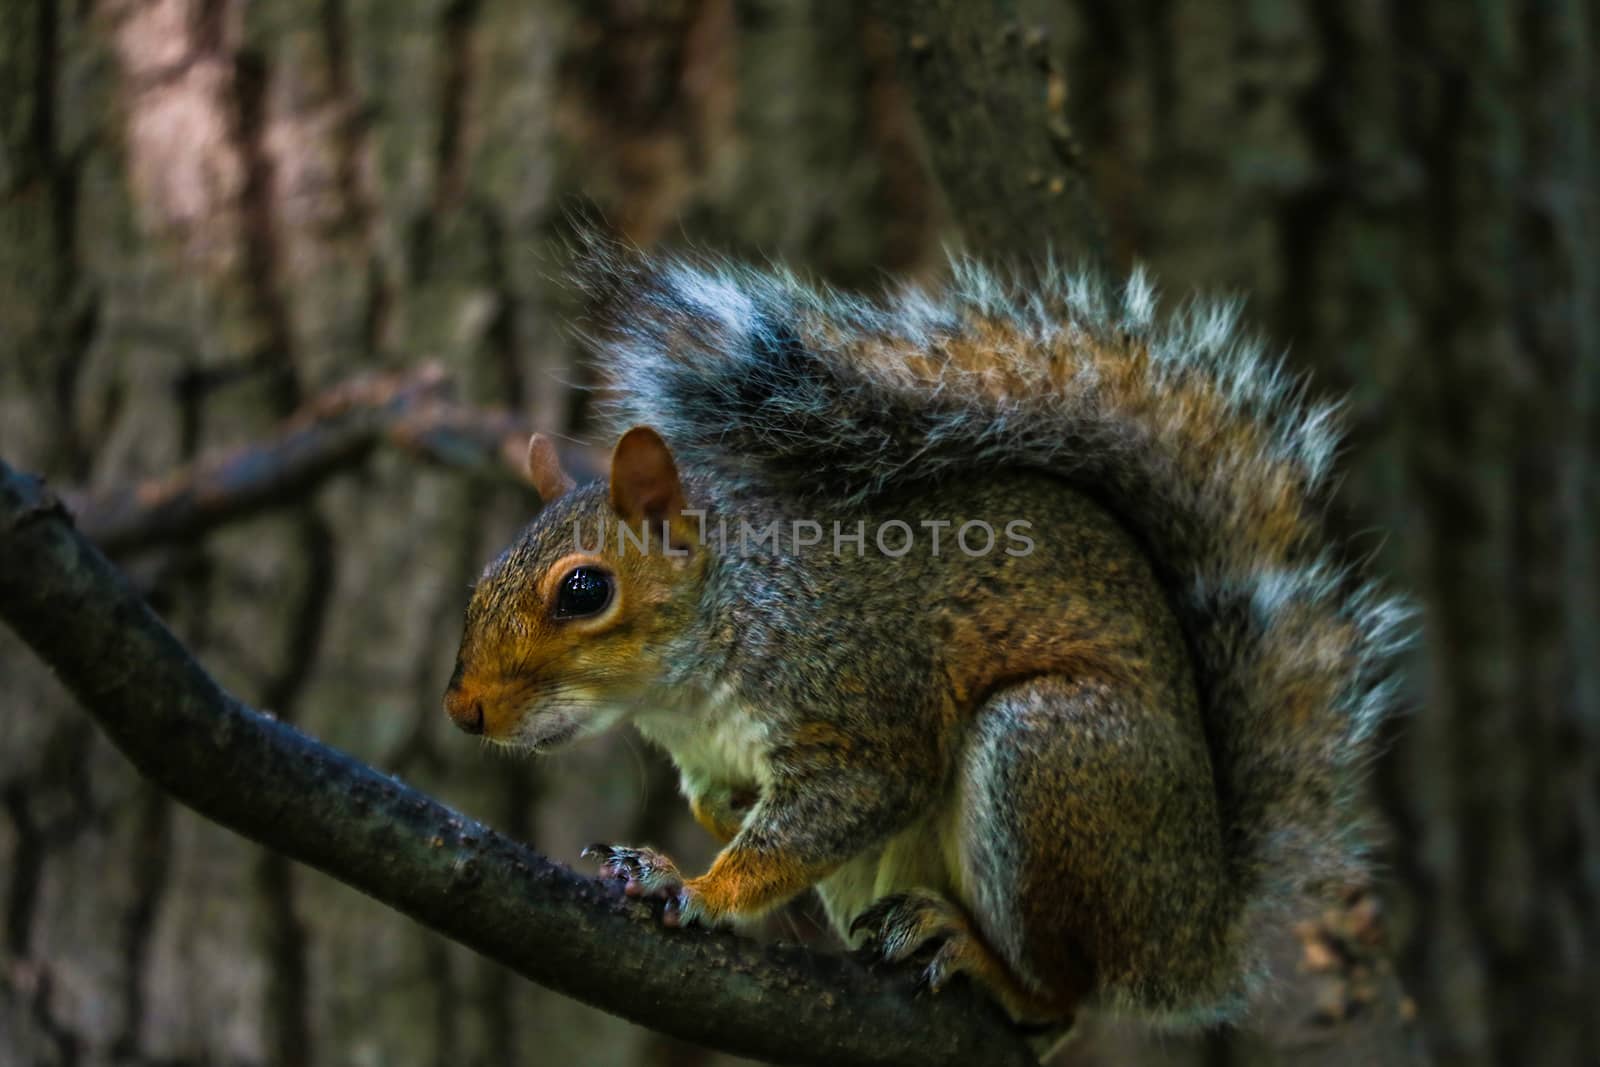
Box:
[0,461,1032,1067]
[64,365,595,556]
[867,5,1106,267]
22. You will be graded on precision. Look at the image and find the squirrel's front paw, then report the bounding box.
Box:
[582,843,704,927]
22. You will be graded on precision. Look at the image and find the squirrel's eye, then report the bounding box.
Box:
[554,566,614,619]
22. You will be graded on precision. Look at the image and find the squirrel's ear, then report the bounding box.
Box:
[609,426,686,523]
[524,433,575,503]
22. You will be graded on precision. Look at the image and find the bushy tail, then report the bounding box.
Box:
[583,249,1412,976]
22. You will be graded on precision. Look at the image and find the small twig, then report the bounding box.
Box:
[63,364,592,556]
[0,460,1032,1067]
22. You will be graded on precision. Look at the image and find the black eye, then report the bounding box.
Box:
[554,566,613,619]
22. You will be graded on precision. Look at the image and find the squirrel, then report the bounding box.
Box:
[442,249,1411,1031]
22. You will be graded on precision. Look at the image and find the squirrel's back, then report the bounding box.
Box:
[682,467,1198,734]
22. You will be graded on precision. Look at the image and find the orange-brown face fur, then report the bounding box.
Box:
[444,430,707,750]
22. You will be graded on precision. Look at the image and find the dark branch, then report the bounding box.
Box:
[64,365,595,556]
[0,461,1033,1067]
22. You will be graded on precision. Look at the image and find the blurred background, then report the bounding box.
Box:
[0,2,1595,1065]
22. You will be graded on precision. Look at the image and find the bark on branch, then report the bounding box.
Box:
[0,461,1032,1067]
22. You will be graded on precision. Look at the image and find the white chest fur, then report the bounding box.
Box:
[632,681,774,800]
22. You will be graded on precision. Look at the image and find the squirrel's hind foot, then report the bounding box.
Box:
[850,889,964,973]
[851,889,1077,1026]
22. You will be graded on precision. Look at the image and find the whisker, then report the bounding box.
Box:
[513,641,589,678]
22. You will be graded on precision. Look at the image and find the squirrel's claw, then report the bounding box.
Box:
[848,895,897,946]
[920,938,965,994]
[660,889,691,928]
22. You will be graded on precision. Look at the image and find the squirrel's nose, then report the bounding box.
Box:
[444,690,485,735]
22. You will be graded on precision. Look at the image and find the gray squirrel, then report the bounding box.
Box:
[444,249,1411,1029]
